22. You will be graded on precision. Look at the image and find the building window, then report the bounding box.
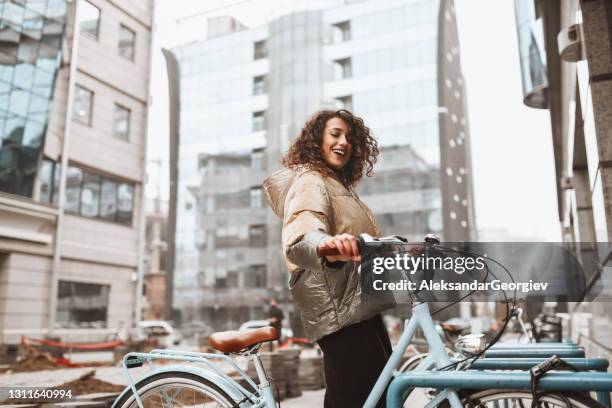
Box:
[39,159,55,203]
[254,40,267,59]
[253,75,266,95]
[117,183,134,224]
[333,21,351,42]
[100,179,118,221]
[112,103,130,141]
[334,58,352,80]
[80,172,101,217]
[118,24,136,60]
[227,270,239,287]
[52,162,61,205]
[251,149,264,170]
[73,84,93,125]
[79,0,100,39]
[252,111,265,131]
[250,187,263,208]
[215,277,228,288]
[245,265,266,288]
[57,280,110,328]
[249,224,267,247]
[38,161,134,225]
[0,0,66,200]
[334,95,353,111]
[65,167,83,213]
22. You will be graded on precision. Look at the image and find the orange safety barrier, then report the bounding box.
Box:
[21,336,124,350]
[278,337,314,349]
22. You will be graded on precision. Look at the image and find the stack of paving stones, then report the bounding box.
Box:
[298,355,325,390]
[246,352,287,400]
[279,348,302,398]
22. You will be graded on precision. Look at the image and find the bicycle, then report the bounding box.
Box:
[112,234,612,408]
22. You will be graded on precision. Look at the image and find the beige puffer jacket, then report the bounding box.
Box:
[263,167,386,341]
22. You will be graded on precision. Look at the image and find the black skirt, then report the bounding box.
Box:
[317,314,393,408]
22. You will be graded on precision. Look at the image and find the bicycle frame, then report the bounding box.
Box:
[364,301,463,408]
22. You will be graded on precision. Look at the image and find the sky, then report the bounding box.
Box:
[145,0,562,242]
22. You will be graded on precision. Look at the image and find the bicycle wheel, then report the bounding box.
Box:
[437,389,604,408]
[113,371,237,408]
[399,353,428,372]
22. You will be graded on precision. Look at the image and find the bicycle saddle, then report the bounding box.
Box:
[209,327,278,353]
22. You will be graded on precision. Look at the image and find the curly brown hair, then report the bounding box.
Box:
[282,109,379,188]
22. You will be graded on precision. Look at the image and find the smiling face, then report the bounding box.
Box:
[321,117,352,170]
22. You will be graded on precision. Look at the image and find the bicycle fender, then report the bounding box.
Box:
[111,365,257,408]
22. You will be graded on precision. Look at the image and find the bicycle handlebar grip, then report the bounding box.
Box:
[317,246,341,257]
[316,234,367,257]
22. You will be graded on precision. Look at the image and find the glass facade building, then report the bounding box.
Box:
[514,0,548,108]
[517,0,612,362]
[0,0,154,345]
[167,0,474,330]
[0,0,67,197]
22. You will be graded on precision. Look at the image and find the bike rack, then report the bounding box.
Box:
[387,370,612,407]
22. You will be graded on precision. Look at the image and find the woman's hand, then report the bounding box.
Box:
[317,233,361,263]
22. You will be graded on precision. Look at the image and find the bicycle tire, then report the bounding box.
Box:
[113,371,237,408]
[436,389,605,408]
[399,353,429,372]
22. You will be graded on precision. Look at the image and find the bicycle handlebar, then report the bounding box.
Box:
[316,233,438,257]
[317,246,342,257]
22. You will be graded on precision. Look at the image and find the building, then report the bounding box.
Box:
[514,0,612,358]
[165,0,474,330]
[0,0,154,345]
[142,198,168,321]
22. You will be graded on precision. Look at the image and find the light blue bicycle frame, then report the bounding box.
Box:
[364,301,463,408]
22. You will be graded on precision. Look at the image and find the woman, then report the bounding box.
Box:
[263,109,392,407]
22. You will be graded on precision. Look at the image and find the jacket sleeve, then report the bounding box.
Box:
[282,173,342,271]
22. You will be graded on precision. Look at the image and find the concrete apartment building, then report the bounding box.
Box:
[165,0,474,331]
[0,0,154,345]
[514,0,612,359]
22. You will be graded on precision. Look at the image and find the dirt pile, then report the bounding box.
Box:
[1,370,125,406]
[57,370,125,394]
[0,353,61,373]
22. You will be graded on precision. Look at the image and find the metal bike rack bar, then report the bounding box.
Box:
[388,371,612,407]
[490,342,581,349]
[466,357,609,371]
[484,348,585,358]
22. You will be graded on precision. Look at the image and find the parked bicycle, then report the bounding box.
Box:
[112,234,612,408]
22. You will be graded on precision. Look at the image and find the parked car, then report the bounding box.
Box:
[138,321,181,348]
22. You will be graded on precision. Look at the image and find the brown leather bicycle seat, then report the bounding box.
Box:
[209,327,278,353]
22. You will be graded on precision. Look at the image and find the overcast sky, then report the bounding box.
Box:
[145,0,561,241]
